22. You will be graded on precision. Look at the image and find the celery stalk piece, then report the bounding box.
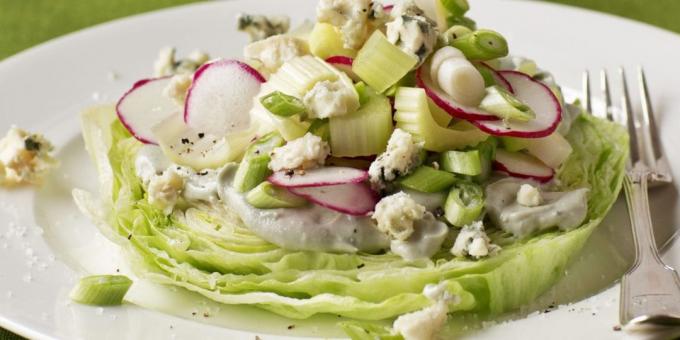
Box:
[450,29,508,61]
[444,181,484,227]
[233,132,286,193]
[308,23,357,59]
[246,182,308,209]
[260,91,306,117]
[479,85,536,122]
[398,166,458,193]
[354,82,370,106]
[329,85,393,157]
[267,55,338,97]
[352,31,418,93]
[308,119,330,142]
[501,136,530,152]
[441,0,470,17]
[394,87,488,152]
[473,137,497,182]
[427,97,453,127]
[440,150,482,176]
[69,275,133,306]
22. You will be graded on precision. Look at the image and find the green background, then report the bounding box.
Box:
[0,0,678,339]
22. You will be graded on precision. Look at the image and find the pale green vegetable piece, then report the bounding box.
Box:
[70,275,133,306]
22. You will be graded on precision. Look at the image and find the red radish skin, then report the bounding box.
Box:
[184,59,265,136]
[268,166,369,188]
[116,76,175,145]
[288,183,379,216]
[325,56,360,81]
[472,71,562,138]
[416,66,500,121]
[493,149,554,183]
[477,62,514,93]
[383,4,394,12]
[493,161,554,183]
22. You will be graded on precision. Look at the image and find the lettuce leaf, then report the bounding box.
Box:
[76,106,627,336]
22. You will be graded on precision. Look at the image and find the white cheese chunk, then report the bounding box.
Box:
[303,79,359,119]
[163,73,192,106]
[147,168,185,215]
[386,12,437,66]
[393,300,448,340]
[244,35,309,76]
[373,192,426,241]
[368,129,423,190]
[0,127,58,186]
[268,133,330,171]
[451,221,500,259]
[316,0,372,49]
[516,183,542,207]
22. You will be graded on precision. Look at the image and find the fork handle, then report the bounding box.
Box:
[623,173,663,265]
[619,173,680,325]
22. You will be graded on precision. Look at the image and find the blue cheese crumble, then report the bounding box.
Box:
[0,127,58,186]
[368,128,423,190]
[237,13,291,42]
[451,221,500,259]
[268,133,330,171]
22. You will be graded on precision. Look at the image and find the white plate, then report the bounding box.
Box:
[1,0,680,339]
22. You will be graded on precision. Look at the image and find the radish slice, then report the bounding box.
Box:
[416,66,500,121]
[288,183,378,216]
[116,77,177,144]
[184,59,265,137]
[325,56,360,81]
[383,4,394,12]
[269,166,368,188]
[472,71,562,138]
[493,149,554,183]
[477,62,514,93]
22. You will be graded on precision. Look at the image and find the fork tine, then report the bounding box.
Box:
[619,67,641,165]
[582,70,592,113]
[638,67,663,165]
[600,69,613,120]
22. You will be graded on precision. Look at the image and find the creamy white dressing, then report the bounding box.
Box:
[485,178,589,238]
[401,189,446,212]
[218,165,390,253]
[390,213,449,261]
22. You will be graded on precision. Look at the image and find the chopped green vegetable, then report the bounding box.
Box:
[475,64,497,87]
[309,22,357,59]
[441,0,470,17]
[267,55,337,97]
[399,166,458,193]
[444,181,484,227]
[260,91,306,117]
[69,275,133,306]
[353,31,418,93]
[307,118,330,142]
[500,136,530,152]
[473,137,497,182]
[246,182,308,209]
[446,15,477,30]
[479,85,536,122]
[233,132,285,192]
[394,87,488,152]
[450,29,508,60]
[441,25,473,45]
[354,82,370,106]
[440,150,482,176]
[329,85,393,157]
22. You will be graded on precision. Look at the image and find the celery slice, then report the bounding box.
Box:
[233,132,285,192]
[394,87,488,152]
[440,150,482,176]
[267,55,337,97]
[329,85,393,157]
[309,23,357,59]
[444,181,484,227]
[352,31,418,93]
[427,97,453,127]
[69,275,132,306]
[354,82,370,106]
[246,182,308,209]
[473,137,497,182]
[398,166,458,193]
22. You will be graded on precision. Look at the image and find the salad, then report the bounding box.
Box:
[74,0,629,338]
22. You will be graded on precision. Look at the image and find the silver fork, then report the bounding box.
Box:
[583,68,680,329]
